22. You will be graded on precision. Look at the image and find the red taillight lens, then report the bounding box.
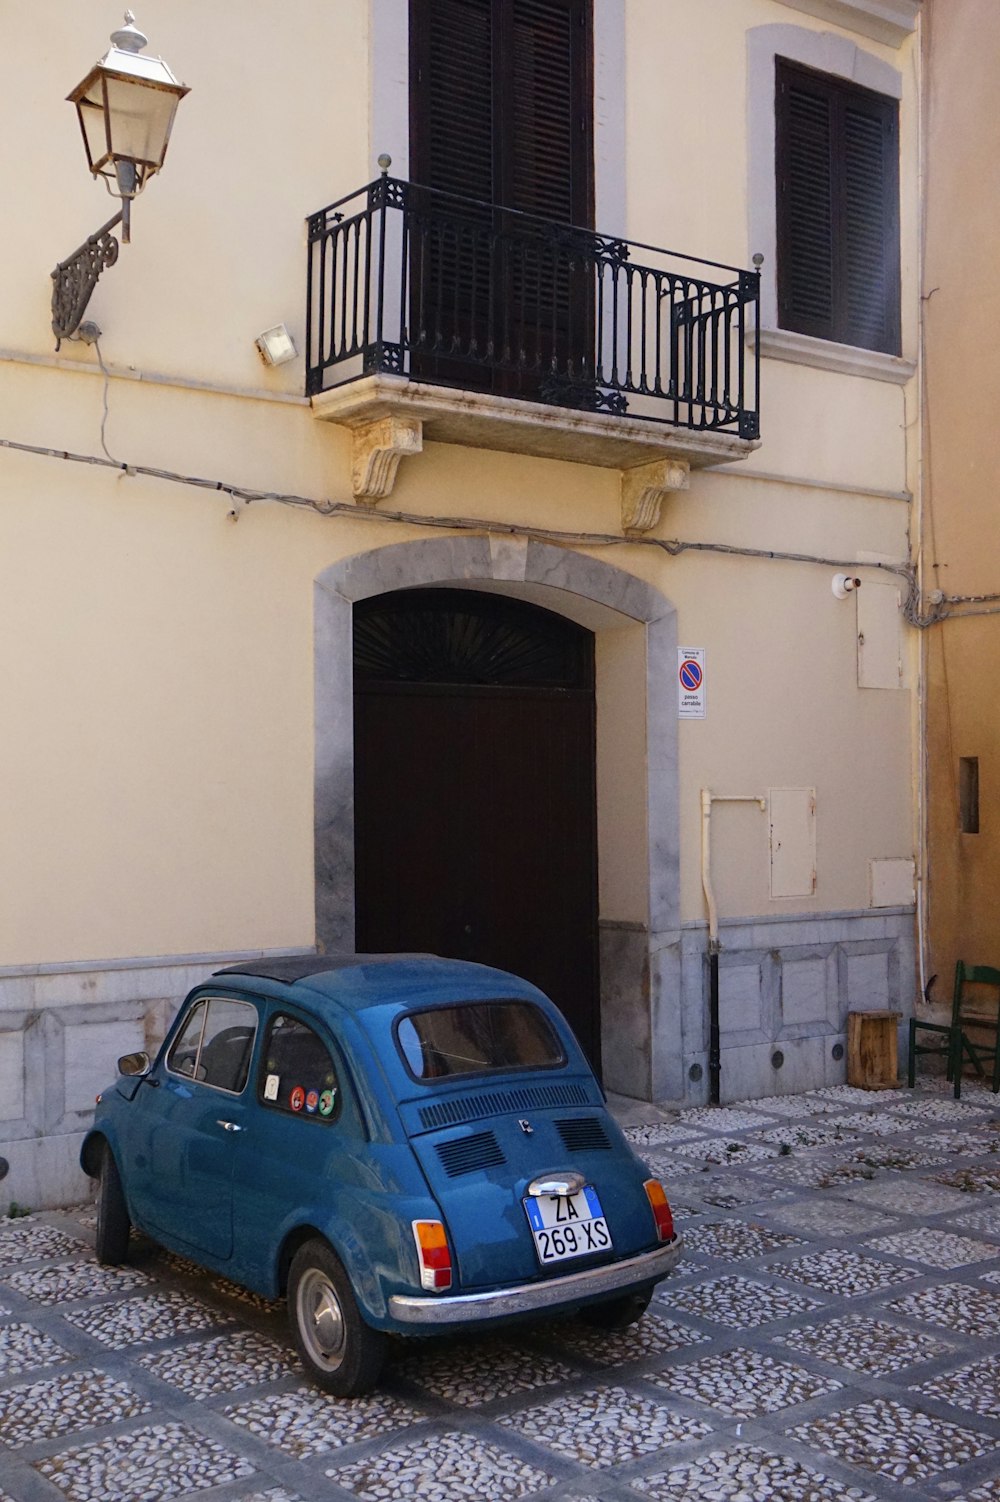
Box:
[412,1219,453,1290]
[644,1179,675,1242]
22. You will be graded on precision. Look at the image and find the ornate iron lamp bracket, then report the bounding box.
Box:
[50,210,124,349]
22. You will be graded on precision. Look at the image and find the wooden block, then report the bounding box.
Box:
[847,1010,901,1090]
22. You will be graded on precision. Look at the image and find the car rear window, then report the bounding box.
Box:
[396,1001,564,1080]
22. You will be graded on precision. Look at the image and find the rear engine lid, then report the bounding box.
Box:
[410,1106,656,1290]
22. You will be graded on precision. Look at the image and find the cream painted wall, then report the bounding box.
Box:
[4,1,370,390]
[0,0,919,968]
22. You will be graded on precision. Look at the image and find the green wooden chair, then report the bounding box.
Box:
[908,962,1000,1098]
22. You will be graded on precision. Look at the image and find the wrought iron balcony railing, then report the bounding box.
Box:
[307,175,760,441]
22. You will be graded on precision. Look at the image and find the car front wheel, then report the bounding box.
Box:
[94,1144,131,1266]
[287,1239,386,1396]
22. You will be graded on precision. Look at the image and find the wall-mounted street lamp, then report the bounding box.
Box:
[51,12,188,347]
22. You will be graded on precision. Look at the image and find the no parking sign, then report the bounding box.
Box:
[678,647,706,718]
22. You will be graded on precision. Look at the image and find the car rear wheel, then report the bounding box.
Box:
[287,1239,386,1396]
[94,1144,131,1266]
[579,1287,652,1331]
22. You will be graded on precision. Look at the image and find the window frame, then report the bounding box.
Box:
[746,22,913,384]
[256,1009,344,1124]
[393,997,567,1085]
[775,56,901,357]
[164,994,259,1097]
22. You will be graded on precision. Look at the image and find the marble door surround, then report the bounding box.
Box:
[313,536,680,1100]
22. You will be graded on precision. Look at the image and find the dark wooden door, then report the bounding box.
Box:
[408,0,595,400]
[353,589,601,1069]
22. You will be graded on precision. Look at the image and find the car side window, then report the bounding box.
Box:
[258,1012,340,1121]
[166,997,258,1094]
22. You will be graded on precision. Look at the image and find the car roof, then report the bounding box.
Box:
[213,953,545,1016]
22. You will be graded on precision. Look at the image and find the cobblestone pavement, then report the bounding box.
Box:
[1,1080,999,1501]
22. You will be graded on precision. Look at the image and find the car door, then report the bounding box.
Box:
[125,993,259,1261]
[230,1006,347,1264]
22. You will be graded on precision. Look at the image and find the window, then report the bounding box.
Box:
[960,758,980,835]
[258,1013,340,1120]
[775,57,900,355]
[396,1001,564,1080]
[166,997,257,1094]
[409,0,592,224]
[408,0,594,397]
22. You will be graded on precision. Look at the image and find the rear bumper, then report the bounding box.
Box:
[388,1234,683,1325]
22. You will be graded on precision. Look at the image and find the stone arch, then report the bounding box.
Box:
[314,535,680,1098]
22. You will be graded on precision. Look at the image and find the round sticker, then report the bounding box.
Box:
[305,1090,319,1114]
[319,1089,336,1117]
[290,1085,305,1112]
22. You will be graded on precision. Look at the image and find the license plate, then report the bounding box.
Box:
[523,1186,613,1265]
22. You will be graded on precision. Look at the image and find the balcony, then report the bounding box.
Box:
[307,176,761,520]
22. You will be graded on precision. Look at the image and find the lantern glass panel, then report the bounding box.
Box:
[76,82,112,174]
[103,75,179,168]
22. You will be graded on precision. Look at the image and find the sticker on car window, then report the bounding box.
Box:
[305,1090,319,1114]
[290,1086,305,1112]
[319,1089,336,1116]
[264,1074,279,1102]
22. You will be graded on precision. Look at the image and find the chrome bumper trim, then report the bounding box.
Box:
[387,1235,683,1325]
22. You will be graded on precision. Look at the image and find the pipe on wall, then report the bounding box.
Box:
[700,790,768,1106]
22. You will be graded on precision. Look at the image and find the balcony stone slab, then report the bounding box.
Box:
[313,375,758,500]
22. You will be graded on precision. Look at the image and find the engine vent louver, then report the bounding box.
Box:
[418,1081,588,1131]
[436,1130,506,1178]
[556,1116,611,1153]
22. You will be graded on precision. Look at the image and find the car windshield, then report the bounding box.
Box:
[396,1001,564,1080]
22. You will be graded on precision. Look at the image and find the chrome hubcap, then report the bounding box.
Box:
[297,1268,345,1369]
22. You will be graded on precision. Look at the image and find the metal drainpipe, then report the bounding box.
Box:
[700,790,768,1107]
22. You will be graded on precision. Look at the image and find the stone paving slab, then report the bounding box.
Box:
[0,1081,998,1502]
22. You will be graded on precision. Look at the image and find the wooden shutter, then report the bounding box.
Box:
[776,58,900,355]
[506,0,591,225]
[411,0,591,220]
[842,95,898,352]
[410,0,494,202]
[409,0,593,393]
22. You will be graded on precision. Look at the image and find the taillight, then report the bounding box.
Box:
[411,1219,453,1291]
[644,1179,675,1242]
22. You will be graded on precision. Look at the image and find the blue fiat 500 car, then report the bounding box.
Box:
[82,955,682,1394]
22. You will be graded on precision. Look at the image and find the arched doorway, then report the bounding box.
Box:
[352,587,601,1067]
[315,537,680,1102]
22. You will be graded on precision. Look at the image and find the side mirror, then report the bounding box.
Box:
[118,1051,151,1078]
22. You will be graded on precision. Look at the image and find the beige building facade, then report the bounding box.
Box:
[2,0,921,1207]
[921,0,1000,996]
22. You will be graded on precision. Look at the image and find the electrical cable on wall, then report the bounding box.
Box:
[0,428,985,630]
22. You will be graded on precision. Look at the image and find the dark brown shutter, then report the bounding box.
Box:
[411,0,591,221]
[776,58,900,355]
[409,0,593,394]
[842,96,898,352]
[506,0,590,225]
[410,0,494,202]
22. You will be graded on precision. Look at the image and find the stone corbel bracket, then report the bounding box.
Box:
[351,415,423,503]
[621,458,690,534]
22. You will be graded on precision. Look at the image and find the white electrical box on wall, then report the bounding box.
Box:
[769,788,817,898]
[869,857,915,907]
[857,581,903,690]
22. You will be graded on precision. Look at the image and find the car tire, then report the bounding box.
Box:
[287,1239,386,1396]
[94,1144,131,1266]
[579,1287,652,1331]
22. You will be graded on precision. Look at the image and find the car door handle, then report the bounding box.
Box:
[216,1120,243,1132]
